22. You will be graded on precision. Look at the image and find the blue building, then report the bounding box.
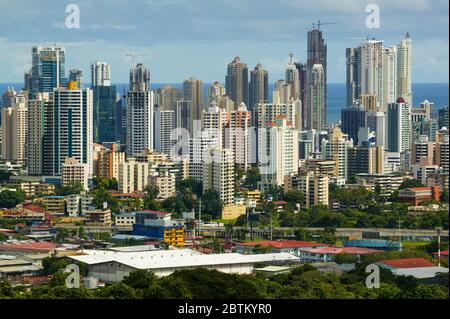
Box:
[92,85,118,143]
[132,211,184,246]
[343,239,401,251]
[28,45,68,99]
[341,103,366,145]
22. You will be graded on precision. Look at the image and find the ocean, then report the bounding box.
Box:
[1,82,448,124]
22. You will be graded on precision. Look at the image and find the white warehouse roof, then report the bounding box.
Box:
[68,249,298,270]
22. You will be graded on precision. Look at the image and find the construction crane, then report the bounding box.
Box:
[125,54,148,67]
[312,20,338,30]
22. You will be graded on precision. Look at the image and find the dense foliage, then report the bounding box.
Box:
[1,265,447,299]
[0,190,25,208]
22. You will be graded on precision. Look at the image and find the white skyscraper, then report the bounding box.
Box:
[1,101,27,163]
[49,82,94,176]
[360,40,384,109]
[397,33,413,105]
[306,64,326,130]
[207,81,226,107]
[91,61,111,87]
[382,46,397,110]
[189,132,219,182]
[229,103,252,171]
[322,127,353,181]
[201,103,229,148]
[126,64,154,157]
[203,148,235,205]
[388,98,411,153]
[155,106,175,156]
[259,116,299,191]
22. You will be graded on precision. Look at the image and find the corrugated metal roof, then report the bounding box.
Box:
[393,267,449,279]
[378,258,435,269]
[68,249,299,270]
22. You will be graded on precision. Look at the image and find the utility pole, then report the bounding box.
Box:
[199,197,202,236]
[398,216,402,251]
[437,228,442,267]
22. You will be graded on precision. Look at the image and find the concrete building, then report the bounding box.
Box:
[85,208,112,226]
[61,157,89,191]
[154,106,175,156]
[207,81,226,106]
[388,98,411,152]
[149,171,176,200]
[229,103,251,171]
[201,104,229,148]
[222,204,246,220]
[95,143,126,180]
[118,159,150,193]
[341,102,366,145]
[226,56,249,107]
[306,64,326,130]
[359,39,384,110]
[396,33,413,105]
[155,85,181,111]
[183,77,204,132]
[126,64,154,156]
[259,116,299,190]
[249,63,269,111]
[188,132,219,182]
[91,61,111,87]
[347,145,384,176]
[322,127,353,180]
[298,171,329,208]
[203,148,235,206]
[382,46,397,108]
[1,101,27,163]
[68,249,298,282]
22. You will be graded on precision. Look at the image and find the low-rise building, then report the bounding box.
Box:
[398,186,442,206]
[114,212,137,230]
[85,208,112,226]
[34,196,66,213]
[299,246,382,263]
[61,157,89,191]
[235,240,329,257]
[222,204,246,220]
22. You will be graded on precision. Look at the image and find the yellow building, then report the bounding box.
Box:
[222,204,246,220]
[35,196,66,213]
[163,227,184,247]
[245,190,261,204]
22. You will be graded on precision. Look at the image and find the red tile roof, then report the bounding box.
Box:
[141,210,171,215]
[303,246,382,255]
[22,204,47,214]
[378,258,435,269]
[238,240,327,249]
[0,241,56,252]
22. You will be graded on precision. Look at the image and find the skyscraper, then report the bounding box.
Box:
[69,69,84,89]
[45,82,93,176]
[154,106,175,156]
[249,63,268,111]
[439,106,449,129]
[346,47,361,107]
[129,63,150,92]
[27,93,50,175]
[1,101,27,162]
[229,103,251,171]
[126,64,154,156]
[207,81,226,107]
[307,64,326,130]
[382,46,397,109]
[226,56,249,107]
[286,55,301,101]
[322,127,353,181]
[359,39,384,109]
[341,102,366,145]
[295,62,307,128]
[397,33,413,105]
[387,97,411,153]
[155,85,182,111]
[203,148,235,205]
[28,45,68,99]
[91,61,111,87]
[183,77,204,133]
[306,26,327,129]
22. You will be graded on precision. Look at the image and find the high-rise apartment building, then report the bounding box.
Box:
[126,64,154,156]
[61,157,89,190]
[155,106,176,156]
[382,46,397,109]
[341,102,366,145]
[229,103,251,171]
[118,158,150,193]
[95,143,126,180]
[91,61,111,87]
[346,47,361,107]
[359,39,384,110]
[201,104,229,148]
[1,101,27,163]
[226,56,249,107]
[306,64,326,130]
[387,98,411,153]
[307,26,327,130]
[259,116,299,190]
[207,81,226,107]
[397,33,413,105]
[249,63,268,111]
[189,132,219,182]
[155,85,181,111]
[69,69,83,89]
[27,93,50,175]
[183,77,204,133]
[45,82,93,176]
[438,106,449,129]
[322,127,353,181]
[298,171,329,208]
[203,148,235,206]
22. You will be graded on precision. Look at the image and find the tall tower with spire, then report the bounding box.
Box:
[397,32,413,105]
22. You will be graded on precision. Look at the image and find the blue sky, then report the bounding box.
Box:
[0,0,448,83]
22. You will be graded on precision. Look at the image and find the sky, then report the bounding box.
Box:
[0,0,448,84]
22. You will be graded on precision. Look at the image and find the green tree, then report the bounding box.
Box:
[284,190,305,206]
[243,167,261,190]
[0,190,25,209]
[201,189,222,218]
[41,253,69,275]
[399,179,425,190]
[55,182,84,196]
